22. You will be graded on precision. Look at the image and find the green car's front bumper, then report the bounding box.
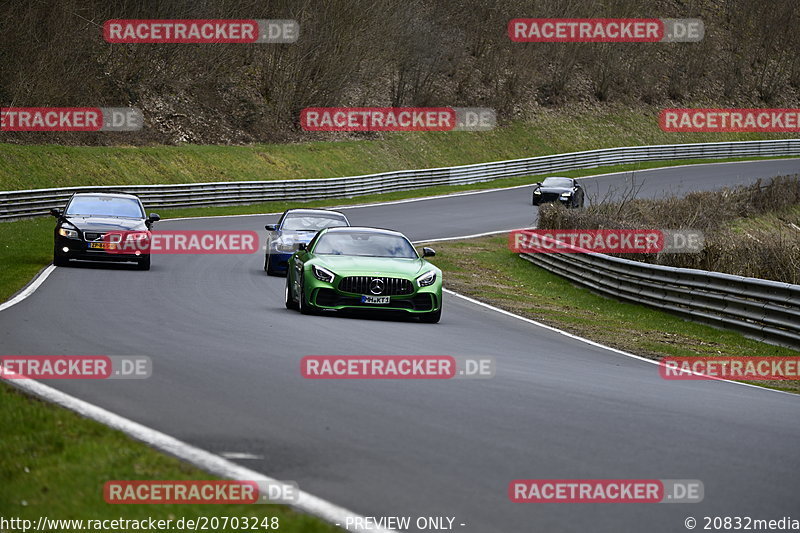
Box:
[302,270,442,314]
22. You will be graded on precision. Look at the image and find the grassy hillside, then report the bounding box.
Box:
[1,108,796,190]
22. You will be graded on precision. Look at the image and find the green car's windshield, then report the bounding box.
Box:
[314,232,418,258]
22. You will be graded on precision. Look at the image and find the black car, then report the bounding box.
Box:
[51,192,159,270]
[531,177,585,208]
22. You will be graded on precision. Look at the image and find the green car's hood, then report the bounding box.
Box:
[313,255,436,278]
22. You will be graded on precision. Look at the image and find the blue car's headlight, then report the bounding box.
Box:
[270,236,298,252]
[416,270,437,287]
[312,265,335,283]
[275,241,297,252]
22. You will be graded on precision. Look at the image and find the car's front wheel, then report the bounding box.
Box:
[284,276,298,310]
[265,253,279,276]
[297,276,316,315]
[419,306,442,323]
[53,254,68,267]
[53,245,69,267]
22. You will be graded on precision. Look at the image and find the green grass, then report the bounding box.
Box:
[0,217,53,303]
[426,235,800,392]
[0,385,339,532]
[1,107,796,190]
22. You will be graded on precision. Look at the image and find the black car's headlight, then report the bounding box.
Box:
[312,265,335,283]
[533,190,542,195]
[416,270,437,287]
[58,227,79,238]
[125,231,149,241]
[560,191,572,198]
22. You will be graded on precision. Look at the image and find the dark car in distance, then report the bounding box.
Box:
[264,208,350,275]
[531,177,585,208]
[51,192,159,270]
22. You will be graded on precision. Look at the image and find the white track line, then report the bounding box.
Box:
[412,228,534,244]
[0,265,55,312]
[1,370,397,533]
[444,289,797,396]
[220,452,264,460]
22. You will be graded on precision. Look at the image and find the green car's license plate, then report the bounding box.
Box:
[361,295,390,304]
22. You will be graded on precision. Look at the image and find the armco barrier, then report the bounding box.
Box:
[2,139,799,220]
[520,251,800,350]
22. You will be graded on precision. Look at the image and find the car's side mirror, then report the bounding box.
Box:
[298,243,307,251]
[422,247,436,257]
[147,213,160,223]
[49,207,62,218]
[265,224,278,231]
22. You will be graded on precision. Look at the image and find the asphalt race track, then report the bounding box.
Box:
[2,159,800,532]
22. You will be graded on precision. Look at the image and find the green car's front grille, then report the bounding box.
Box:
[338,276,414,296]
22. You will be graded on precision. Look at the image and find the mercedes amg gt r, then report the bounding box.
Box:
[531,176,585,208]
[284,227,442,323]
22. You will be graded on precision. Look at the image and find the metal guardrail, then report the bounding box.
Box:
[2,139,799,220]
[520,250,800,350]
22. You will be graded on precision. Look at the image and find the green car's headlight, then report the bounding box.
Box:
[416,270,437,287]
[312,264,335,283]
[58,227,79,238]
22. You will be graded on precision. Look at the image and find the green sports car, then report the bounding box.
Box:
[284,227,442,323]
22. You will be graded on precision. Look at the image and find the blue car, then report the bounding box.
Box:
[264,209,350,275]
